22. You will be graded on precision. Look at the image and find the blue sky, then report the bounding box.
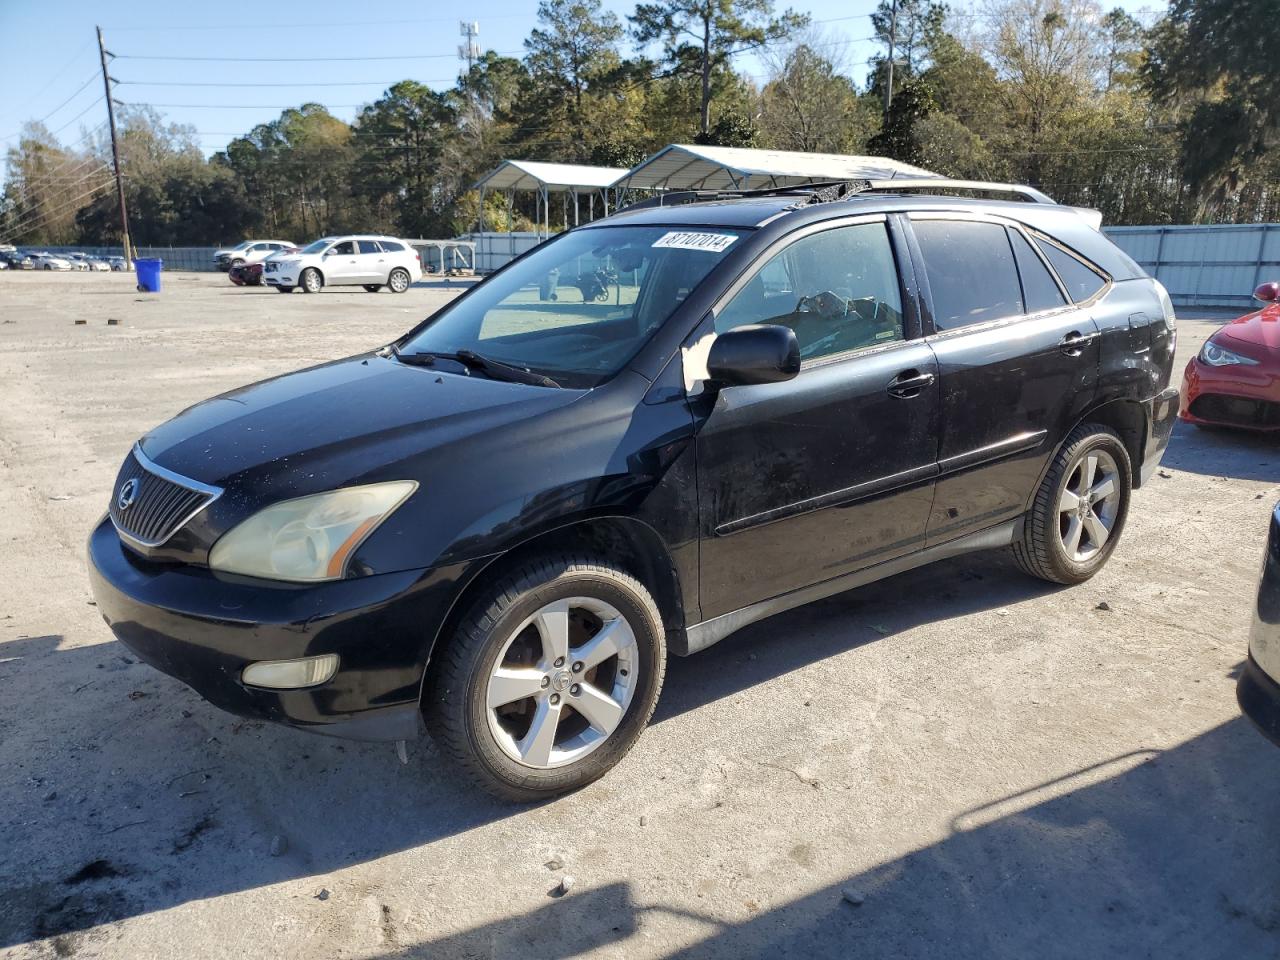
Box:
[1,0,1160,172]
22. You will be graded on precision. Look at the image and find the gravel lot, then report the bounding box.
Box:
[1,270,1278,960]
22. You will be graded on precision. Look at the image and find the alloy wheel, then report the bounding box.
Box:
[1057,448,1120,562]
[485,596,638,769]
[388,269,410,293]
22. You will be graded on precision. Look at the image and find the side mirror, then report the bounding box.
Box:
[1254,281,1279,303]
[706,324,801,387]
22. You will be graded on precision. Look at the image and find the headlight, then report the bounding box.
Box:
[1199,340,1259,367]
[208,481,416,582]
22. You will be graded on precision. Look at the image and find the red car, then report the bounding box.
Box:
[228,261,264,286]
[1179,281,1280,430]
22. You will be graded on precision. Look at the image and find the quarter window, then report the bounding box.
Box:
[716,222,905,362]
[380,240,405,252]
[1033,236,1107,302]
[1009,229,1067,313]
[914,219,1023,330]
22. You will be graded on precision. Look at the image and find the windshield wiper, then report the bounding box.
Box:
[390,346,560,388]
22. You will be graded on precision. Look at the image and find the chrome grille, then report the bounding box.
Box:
[108,447,221,547]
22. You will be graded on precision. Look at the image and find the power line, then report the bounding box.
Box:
[0,71,101,143]
[114,49,523,63]
[48,96,107,139]
[0,178,115,244]
[118,78,457,88]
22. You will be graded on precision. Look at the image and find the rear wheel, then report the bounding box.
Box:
[1012,424,1131,585]
[387,268,411,294]
[363,284,382,293]
[426,554,666,801]
[300,268,322,294]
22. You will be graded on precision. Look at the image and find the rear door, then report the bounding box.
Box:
[693,215,941,619]
[907,213,1100,545]
[356,240,386,282]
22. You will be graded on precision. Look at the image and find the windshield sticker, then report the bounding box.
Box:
[652,231,738,253]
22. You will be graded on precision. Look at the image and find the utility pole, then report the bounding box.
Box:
[883,0,899,115]
[96,25,132,264]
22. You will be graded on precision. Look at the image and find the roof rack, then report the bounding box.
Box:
[862,179,1056,205]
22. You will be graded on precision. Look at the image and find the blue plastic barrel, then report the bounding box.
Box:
[134,257,163,292]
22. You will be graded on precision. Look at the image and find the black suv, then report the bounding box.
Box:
[89,181,1179,799]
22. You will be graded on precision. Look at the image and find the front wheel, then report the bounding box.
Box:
[1012,424,1132,585]
[426,555,666,801]
[387,268,411,294]
[363,284,382,293]
[300,268,322,294]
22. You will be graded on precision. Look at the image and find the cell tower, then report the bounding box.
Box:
[459,21,480,76]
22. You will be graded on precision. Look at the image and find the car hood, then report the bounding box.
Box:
[1220,304,1280,352]
[139,354,587,491]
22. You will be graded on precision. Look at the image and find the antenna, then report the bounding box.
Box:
[458,21,480,76]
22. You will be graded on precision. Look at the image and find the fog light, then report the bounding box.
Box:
[242,654,339,690]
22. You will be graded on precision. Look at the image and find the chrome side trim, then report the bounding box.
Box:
[110,444,224,550]
[681,519,1019,655]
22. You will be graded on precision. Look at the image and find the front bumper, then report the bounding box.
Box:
[87,517,476,741]
[1179,356,1280,431]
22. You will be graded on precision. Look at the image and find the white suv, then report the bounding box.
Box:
[265,235,422,294]
[213,240,296,271]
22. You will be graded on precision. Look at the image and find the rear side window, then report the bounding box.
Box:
[380,240,405,252]
[913,220,1023,330]
[1009,229,1067,313]
[1033,236,1107,302]
[358,240,381,254]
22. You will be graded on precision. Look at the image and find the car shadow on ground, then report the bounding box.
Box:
[656,549,1059,723]
[366,716,1280,959]
[1161,420,1279,482]
[0,549,1055,950]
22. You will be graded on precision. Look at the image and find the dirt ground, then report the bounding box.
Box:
[0,270,1277,960]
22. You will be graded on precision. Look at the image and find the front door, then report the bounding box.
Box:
[907,214,1101,545]
[323,239,361,284]
[693,217,940,620]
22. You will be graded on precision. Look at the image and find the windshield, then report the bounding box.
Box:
[300,238,333,255]
[400,225,745,388]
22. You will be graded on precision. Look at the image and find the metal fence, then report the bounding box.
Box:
[1104,223,1280,309]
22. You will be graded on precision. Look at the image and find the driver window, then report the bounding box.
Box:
[330,240,355,256]
[715,222,904,362]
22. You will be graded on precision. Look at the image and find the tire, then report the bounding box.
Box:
[300,268,322,294]
[363,284,382,293]
[1012,424,1132,585]
[426,554,666,802]
[387,268,411,294]
[275,286,294,294]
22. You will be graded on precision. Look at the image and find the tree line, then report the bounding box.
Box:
[2,0,1277,248]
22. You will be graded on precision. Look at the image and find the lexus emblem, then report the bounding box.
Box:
[117,478,140,511]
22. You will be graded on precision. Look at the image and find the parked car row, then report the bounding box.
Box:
[221,234,423,294]
[0,247,127,272]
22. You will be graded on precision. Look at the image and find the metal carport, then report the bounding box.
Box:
[473,160,628,239]
[612,144,939,195]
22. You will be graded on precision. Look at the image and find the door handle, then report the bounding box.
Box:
[887,369,936,399]
[1058,330,1099,356]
